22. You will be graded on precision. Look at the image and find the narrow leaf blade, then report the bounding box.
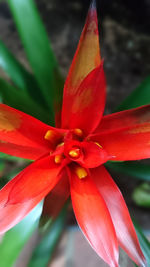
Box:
[7,0,64,123]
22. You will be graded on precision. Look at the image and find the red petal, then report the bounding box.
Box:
[0,156,65,234]
[41,169,70,220]
[0,141,48,160]
[80,141,110,168]
[69,169,119,267]
[95,105,150,134]
[64,65,106,134]
[91,166,146,267]
[0,104,56,159]
[3,156,66,205]
[62,1,103,131]
[91,105,150,160]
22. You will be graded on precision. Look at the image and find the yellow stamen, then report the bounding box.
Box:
[54,154,63,164]
[75,166,88,179]
[57,142,64,148]
[69,148,80,158]
[74,128,83,137]
[44,129,62,142]
[95,142,102,148]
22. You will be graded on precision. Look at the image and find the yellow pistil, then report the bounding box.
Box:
[54,154,63,164]
[74,128,83,137]
[69,148,80,158]
[95,142,102,148]
[75,166,88,179]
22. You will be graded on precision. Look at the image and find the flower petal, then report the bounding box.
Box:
[92,105,150,160]
[80,141,110,168]
[0,156,65,234]
[95,104,150,134]
[0,140,48,160]
[69,169,119,267]
[91,166,146,267]
[41,169,70,220]
[62,1,103,131]
[64,65,106,134]
[2,155,65,205]
[0,104,57,159]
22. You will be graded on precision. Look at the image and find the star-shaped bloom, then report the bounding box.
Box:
[0,1,149,266]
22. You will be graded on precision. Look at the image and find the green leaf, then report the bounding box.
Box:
[0,78,50,124]
[0,39,47,108]
[0,203,42,267]
[7,0,64,125]
[28,204,68,267]
[116,76,150,111]
[106,161,150,181]
[134,221,150,267]
[132,183,150,207]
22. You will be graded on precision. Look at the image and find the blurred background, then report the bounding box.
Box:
[0,0,150,266]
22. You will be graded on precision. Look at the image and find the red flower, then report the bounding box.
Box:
[0,1,149,266]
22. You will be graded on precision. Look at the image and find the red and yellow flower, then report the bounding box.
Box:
[0,1,149,266]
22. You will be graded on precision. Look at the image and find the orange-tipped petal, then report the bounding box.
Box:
[0,104,57,159]
[64,65,106,134]
[91,166,146,267]
[41,169,70,220]
[91,105,150,160]
[95,104,150,134]
[0,156,65,234]
[62,1,103,131]
[69,168,119,267]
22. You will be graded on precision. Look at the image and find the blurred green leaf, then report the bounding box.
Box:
[0,40,47,108]
[7,0,64,125]
[0,78,50,124]
[116,76,150,111]
[28,203,68,267]
[0,203,42,267]
[106,161,150,181]
[132,183,150,207]
[134,221,150,267]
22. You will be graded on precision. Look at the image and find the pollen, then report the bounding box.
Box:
[74,128,83,137]
[69,148,80,158]
[95,142,102,148]
[54,154,63,164]
[75,166,88,179]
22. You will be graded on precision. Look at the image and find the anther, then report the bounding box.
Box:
[75,166,88,179]
[54,154,63,164]
[95,142,103,148]
[44,129,62,143]
[69,148,80,158]
[74,128,83,137]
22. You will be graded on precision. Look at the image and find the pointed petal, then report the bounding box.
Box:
[62,2,103,131]
[64,65,106,134]
[41,169,70,220]
[91,105,150,160]
[91,166,146,267]
[0,156,65,234]
[6,156,67,204]
[0,104,61,159]
[95,105,150,134]
[0,140,48,160]
[69,169,119,267]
